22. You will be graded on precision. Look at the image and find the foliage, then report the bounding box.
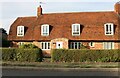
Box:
[19,44,38,48]
[0,28,10,47]
[2,48,43,62]
[2,48,16,61]
[51,49,120,62]
[80,44,88,49]
[2,38,10,47]
[0,28,7,35]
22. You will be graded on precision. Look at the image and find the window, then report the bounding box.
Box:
[17,26,24,36]
[41,42,50,50]
[89,42,94,47]
[70,42,81,49]
[72,24,80,36]
[103,42,114,49]
[19,42,24,46]
[104,23,114,35]
[41,24,49,36]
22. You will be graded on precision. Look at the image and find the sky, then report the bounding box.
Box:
[0,0,119,34]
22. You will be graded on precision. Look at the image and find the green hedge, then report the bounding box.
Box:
[2,48,43,62]
[2,48,16,61]
[51,49,120,62]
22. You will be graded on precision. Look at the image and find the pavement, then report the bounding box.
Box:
[1,66,119,76]
[1,66,119,71]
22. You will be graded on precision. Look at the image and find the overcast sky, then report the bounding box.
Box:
[0,0,119,33]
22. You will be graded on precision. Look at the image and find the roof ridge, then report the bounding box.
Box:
[43,11,114,15]
[18,16,37,18]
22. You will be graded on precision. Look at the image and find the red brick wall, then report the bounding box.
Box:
[51,38,69,49]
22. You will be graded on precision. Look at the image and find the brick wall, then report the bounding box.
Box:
[51,38,69,49]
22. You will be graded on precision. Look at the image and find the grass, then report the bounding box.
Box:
[2,61,119,68]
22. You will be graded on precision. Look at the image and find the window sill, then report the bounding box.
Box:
[42,49,51,50]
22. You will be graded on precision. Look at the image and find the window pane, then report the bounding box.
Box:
[72,24,80,35]
[75,42,77,49]
[42,43,44,49]
[76,26,79,31]
[109,25,111,31]
[106,25,108,31]
[41,42,50,49]
[48,42,50,49]
[45,42,47,49]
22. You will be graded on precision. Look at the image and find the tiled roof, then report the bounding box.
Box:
[8,11,120,41]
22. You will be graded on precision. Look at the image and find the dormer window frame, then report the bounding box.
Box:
[104,23,114,35]
[72,24,80,36]
[41,24,49,36]
[17,26,24,37]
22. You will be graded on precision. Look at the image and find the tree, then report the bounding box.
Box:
[0,28,10,47]
[0,28,7,35]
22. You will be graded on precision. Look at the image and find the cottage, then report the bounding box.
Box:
[8,2,120,56]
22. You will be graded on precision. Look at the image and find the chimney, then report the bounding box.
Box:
[114,2,120,15]
[37,5,42,16]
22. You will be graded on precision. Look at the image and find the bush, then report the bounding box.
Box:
[2,48,16,61]
[2,48,43,62]
[51,49,120,62]
[1,38,10,47]
[19,44,38,48]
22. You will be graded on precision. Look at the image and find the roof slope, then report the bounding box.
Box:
[8,11,120,41]
[8,17,37,41]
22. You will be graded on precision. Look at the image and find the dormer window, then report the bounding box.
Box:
[72,24,80,36]
[41,24,49,36]
[17,26,24,36]
[104,23,114,35]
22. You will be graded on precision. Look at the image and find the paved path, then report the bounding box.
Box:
[2,66,119,76]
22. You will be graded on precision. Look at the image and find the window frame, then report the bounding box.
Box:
[17,26,24,36]
[103,42,114,49]
[41,42,50,50]
[104,23,114,35]
[89,42,95,47]
[72,24,80,36]
[41,24,49,36]
[70,42,81,49]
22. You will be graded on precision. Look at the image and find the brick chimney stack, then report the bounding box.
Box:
[114,1,120,15]
[37,5,42,16]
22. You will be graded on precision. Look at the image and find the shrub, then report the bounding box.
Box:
[2,48,43,62]
[2,48,16,61]
[2,38,10,47]
[19,44,38,48]
[51,49,120,62]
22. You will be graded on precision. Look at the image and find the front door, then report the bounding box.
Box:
[56,42,63,49]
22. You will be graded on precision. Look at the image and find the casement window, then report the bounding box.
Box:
[104,23,114,35]
[89,42,94,47]
[19,42,24,46]
[41,42,50,50]
[41,24,49,36]
[70,42,81,49]
[72,24,80,36]
[103,42,114,49]
[17,26,24,36]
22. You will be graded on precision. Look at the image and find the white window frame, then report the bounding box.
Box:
[89,42,95,47]
[19,42,24,46]
[17,26,24,36]
[104,23,114,35]
[103,42,114,49]
[41,42,50,50]
[70,42,81,49]
[56,42,63,49]
[41,24,49,36]
[72,24,80,36]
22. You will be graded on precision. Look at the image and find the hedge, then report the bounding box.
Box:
[2,48,43,62]
[51,49,120,62]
